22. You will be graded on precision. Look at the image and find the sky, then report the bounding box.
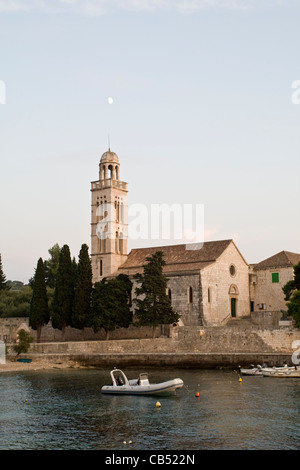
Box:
[0,0,300,282]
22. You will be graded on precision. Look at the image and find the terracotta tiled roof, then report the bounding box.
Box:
[253,251,300,270]
[118,239,233,275]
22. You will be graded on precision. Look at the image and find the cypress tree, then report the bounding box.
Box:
[134,251,180,336]
[72,244,92,330]
[29,258,49,343]
[51,245,75,340]
[0,254,10,291]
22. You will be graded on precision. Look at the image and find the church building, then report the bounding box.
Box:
[91,149,298,328]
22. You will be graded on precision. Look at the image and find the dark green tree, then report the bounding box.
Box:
[91,274,132,339]
[72,244,92,330]
[44,243,61,288]
[51,245,75,340]
[13,329,33,356]
[0,254,10,291]
[0,288,32,318]
[283,262,300,328]
[133,251,180,336]
[283,262,300,300]
[29,258,50,342]
[28,244,61,289]
[287,291,300,328]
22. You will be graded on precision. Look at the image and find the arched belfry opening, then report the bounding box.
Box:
[99,149,120,182]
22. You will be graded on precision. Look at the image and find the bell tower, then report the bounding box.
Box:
[91,149,128,283]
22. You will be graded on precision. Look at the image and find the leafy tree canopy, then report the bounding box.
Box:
[286,291,300,328]
[283,262,300,328]
[91,274,132,339]
[134,251,180,330]
[13,329,34,356]
[283,262,300,300]
[44,243,61,288]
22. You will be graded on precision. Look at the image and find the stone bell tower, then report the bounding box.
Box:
[91,149,128,283]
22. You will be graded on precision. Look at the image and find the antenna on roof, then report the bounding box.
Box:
[108,133,110,151]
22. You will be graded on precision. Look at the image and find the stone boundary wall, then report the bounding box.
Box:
[0,317,169,343]
[3,318,300,368]
[15,352,294,368]
[17,324,300,356]
[176,326,300,353]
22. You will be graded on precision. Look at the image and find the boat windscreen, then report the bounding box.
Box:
[139,373,148,381]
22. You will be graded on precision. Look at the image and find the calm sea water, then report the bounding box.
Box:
[0,367,299,451]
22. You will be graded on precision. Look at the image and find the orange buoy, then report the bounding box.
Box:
[195,392,199,397]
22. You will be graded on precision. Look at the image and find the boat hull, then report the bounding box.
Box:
[101,378,184,396]
[240,368,263,376]
[261,368,300,378]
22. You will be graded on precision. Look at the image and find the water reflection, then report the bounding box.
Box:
[0,368,299,450]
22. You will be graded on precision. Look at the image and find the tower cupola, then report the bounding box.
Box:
[99,149,120,181]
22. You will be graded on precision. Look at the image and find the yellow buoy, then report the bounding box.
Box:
[156,401,161,408]
[123,441,127,445]
[238,377,242,383]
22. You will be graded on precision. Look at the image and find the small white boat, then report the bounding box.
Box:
[101,368,184,396]
[261,366,300,378]
[239,364,266,376]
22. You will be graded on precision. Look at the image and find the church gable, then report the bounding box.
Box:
[200,241,250,325]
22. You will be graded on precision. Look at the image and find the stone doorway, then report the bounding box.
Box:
[229,284,238,318]
[231,297,237,317]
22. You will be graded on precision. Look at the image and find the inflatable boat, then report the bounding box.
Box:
[101,368,184,396]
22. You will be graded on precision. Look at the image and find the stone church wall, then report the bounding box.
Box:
[201,242,250,325]
[166,272,202,326]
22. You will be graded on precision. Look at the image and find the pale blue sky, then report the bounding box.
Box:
[0,0,300,282]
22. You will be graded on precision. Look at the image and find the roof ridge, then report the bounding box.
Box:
[254,250,300,270]
[129,239,232,252]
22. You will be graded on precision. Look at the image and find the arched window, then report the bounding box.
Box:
[168,288,172,301]
[116,201,120,222]
[120,201,124,223]
[208,287,211,303]
[99,260,103,276]
[119,232,124,254]
[115,231,119,253]
[188,286,193,304]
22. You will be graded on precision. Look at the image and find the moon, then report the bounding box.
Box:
[108,97,114,104]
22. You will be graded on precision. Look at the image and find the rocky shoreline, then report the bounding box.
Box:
[0,358,87,373]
